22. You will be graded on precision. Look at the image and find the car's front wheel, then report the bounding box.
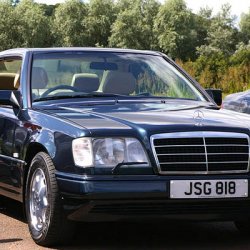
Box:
[25,152,75,246]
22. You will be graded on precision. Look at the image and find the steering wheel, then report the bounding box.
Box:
[41,85,80,98]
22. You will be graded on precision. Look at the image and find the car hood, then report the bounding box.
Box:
[41,100,250,136]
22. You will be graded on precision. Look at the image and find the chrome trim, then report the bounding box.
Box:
[0,154,26,165]
[150,131,250,175]
[154,144,204,147]
[154,144,247,147]
[203,137,208,172]
[29,168,49,234]
[157,153,249,155]
[160,161,249,164]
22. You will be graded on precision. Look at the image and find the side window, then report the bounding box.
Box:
[0,58,22,91]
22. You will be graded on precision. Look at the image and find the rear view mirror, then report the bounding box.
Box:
[205,88,222,106]
[90,62,118,71]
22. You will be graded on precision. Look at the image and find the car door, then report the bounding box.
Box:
[0,57,23,200]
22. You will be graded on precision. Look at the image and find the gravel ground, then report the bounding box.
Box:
[1,196,250,250]
[0,196,48,250]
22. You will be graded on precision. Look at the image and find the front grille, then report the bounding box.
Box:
[151,132,250,174]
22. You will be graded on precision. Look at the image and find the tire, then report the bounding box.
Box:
[25,152,75,247]
[235,220,250,235]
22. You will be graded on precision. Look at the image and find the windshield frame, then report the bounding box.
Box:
[30,50,212,106]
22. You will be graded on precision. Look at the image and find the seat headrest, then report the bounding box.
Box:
[14,70,20,89]
[32,67,48,89]
[71,73,100,92]
[0,73,18,90]
[102,71,136,95]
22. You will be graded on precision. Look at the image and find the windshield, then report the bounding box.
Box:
[31,52,206,102]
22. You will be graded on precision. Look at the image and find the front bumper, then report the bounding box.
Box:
[56,172,250,222]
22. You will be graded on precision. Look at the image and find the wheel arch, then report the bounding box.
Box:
[23,142,49,204]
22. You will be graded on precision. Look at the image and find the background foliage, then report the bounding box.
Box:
[1,0,250,95]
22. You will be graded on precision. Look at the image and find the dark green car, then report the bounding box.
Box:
[0,48,250,246]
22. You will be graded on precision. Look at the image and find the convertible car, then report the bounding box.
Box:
[1,48,250,246]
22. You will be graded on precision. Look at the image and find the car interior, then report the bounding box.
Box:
[0,73,20,90]
[0,59,21,91]
[31,60,140,100]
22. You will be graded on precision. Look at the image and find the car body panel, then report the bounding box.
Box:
[223,90,250,114]
[0,48,250,222]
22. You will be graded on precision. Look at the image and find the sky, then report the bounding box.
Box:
[185,0,250,17]
[35,0,250,18]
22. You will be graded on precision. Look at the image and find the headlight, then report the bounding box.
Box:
[72,137,149,168]
[72,138,93,167]
[94,138,125,166]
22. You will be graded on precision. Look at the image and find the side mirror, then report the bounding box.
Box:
[0,90,23,109]
[205,88,222,106]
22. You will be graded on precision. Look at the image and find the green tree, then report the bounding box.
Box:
[231,41,250,66]
[109,0,159,50]
[14,0,52,47]
[195,52,228,88]
[0,1,20,50]
[53,0,88,46]
[39,3,56,16]
[197,4,239,57]
[193,7,213,51]
[240,9,250,44]
[154,0,199,60]
[84,0,117,47]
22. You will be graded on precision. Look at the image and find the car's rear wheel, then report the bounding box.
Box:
[234,220,250,234]
[25,152,75,246]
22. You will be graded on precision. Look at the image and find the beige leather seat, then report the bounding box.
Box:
[31,67,49,100]
[100,71,136,95]
[31,67,48,95]
[71,73,99,92]
[0,73,20,90]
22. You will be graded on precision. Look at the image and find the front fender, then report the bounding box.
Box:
[24,129,86,174]
[33,129,57,159]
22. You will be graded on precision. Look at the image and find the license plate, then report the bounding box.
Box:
[170,179,248,199]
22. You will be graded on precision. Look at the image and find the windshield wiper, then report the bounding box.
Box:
[82,92,127,98]
[33,92,127,102]
[33,95,79,102]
